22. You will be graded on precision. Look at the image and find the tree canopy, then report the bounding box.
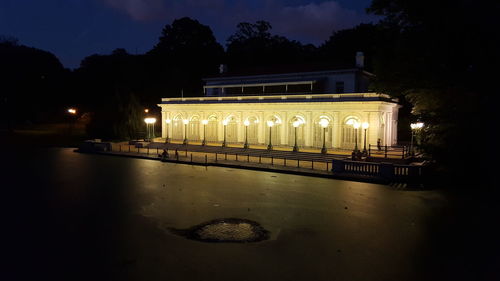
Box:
[367,0,498,186]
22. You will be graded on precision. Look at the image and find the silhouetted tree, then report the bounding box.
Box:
[0,37,68,129]
[226,21,317,72]
[367,0,498,186]
[148,17,224,97]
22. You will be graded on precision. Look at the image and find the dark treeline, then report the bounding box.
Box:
[1,17,376,140]
[1,0,497,186]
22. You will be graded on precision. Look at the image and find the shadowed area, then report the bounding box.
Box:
[3,147,499,281]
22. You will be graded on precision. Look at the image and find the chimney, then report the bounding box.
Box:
[219,64,228,74]
[355,52,364,68]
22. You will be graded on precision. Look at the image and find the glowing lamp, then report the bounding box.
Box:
[319,119,329,128]
[144,118,156,124]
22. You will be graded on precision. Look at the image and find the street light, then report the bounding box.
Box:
[353,121,360,153]
[267,120,274,150]
[165,119,171,143]
[243,120,250,149]
[362,122,370,155]
[144,117,156,141]
[410,122,424,156]
[222,119,228,147]
[183,119,189,145]
[292,120,301,152]
[67,108,77,136]
[319,119,329,154]
[201,119,208,146]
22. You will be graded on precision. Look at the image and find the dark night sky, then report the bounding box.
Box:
[0,0,378,69]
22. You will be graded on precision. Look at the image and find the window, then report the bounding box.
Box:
[336,81,344,93]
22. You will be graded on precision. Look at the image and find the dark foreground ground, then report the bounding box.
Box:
[2,143,499,281]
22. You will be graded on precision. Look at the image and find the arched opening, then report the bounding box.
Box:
[288,116,305,147]
[206,115,218,142]
[189,116,200,141]
[226,116,238,143]
[342,116,361,149]
[265,115,281,146]
[172,114,184,141]
[246,116,259,144]
[313,116,333,148]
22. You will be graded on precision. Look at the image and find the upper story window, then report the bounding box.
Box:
[336,81,344,93]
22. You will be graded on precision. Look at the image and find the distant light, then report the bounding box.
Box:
[67,108,76,114]
[292,121,300,128]
[144,109,149,113]
[222,120,228,126]
[244,120,250,126]
[353,122,360,129]
[202,119,209,125]
[144,118,156,124]
[319,118,329,128]
[411,122,424,130]
[165,119,171,124]
[267,120,274,127]
[362,122,370,129]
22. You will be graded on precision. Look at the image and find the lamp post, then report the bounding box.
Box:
[67,108,77,136]
[222,119,228,147]
[165,119,171,143]
[243,120,250,149]
[183,119,189,145]
[319,119,329,154]
[292,121,300,152]
[267,120,274,150]
[353,122,360,153]
[144,118,156,141]
[362,122,369,155]
[410,122,424,156]
[201,119,208,146]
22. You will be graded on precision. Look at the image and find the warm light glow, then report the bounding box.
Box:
[362,122,370,129]
[144,117,156,124]
[144,109,149,113]
[410,122,424,130]
[202,119,208,125]
[319,118,329,128]
[165,119,171,124]
[67,108,76,114]
[244,120,250,126]
[292,121,300,128]
[222,120,228,126]
[183,119,189,125]
[267,120,274,127]
[353,122,360,129]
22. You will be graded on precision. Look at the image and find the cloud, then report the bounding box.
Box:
[100,0,377,45]
[271,1,379,44]
[103,0,169,21]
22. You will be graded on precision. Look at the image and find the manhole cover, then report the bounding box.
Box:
[169,218,270,243]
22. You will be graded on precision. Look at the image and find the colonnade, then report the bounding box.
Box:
[160,110,396,150]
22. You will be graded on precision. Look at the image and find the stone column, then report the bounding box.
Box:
[305,111,312,147]
[161,109,166,139]
[258,111,265,143]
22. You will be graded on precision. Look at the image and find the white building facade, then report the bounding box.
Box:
[158,65,400,150]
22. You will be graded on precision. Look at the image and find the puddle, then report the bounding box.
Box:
[168,218,270,243]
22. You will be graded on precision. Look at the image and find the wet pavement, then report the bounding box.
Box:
[3,148,499,281]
